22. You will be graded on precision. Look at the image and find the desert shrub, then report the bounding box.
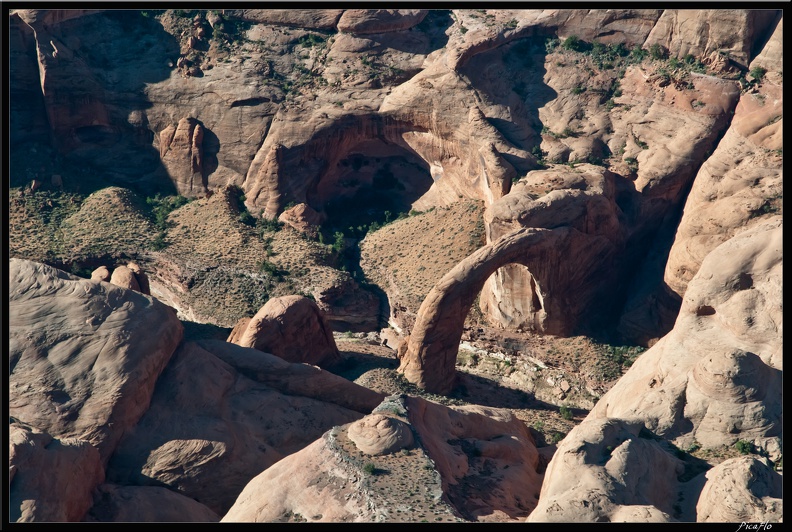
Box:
[257,218,283,235]
[363,462,377,475]
[559,406,574,421]
[750,66,767,82]
[649,43,666,60]
[238,209,256,226]
[629,46,647,63]
[146,194,190,231]
[735,440,754,455]
[562,35,583,52]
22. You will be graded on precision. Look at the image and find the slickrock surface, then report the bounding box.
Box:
[223,394,542,522]
[83,484,220,522]
[529,218,782,522]
[106,340,383,515]
[6,7,784,524]
[9,420,104,523]
[9,258,183,464]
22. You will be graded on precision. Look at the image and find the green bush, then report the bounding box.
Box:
[562,35,582,52]
[560,406,574,421]
[571,86,586,95]
[238,210,256,227]
[735,440,753,455]
[750,66,767,82]
[649,43,666,60]
[257,217,283,234]
[146,194,190,231]
[363,462,377,475]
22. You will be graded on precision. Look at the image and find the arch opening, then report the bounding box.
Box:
[398,226,576,394]
[309,137,434,237]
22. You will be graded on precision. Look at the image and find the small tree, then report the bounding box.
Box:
[332,231,345,253]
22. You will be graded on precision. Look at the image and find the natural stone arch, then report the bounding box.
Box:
[397,225,614,394]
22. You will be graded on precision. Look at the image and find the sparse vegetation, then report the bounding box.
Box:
[734,440,754,455]
[559,406,574,421]
[750,66,767,82]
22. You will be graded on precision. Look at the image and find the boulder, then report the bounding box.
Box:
[277,202,325,236]
[696,457,783,522]
[231,295,341,368]
[126,261,151,295]
[347,413,414,455]
[109,265,141,292]
[90,265,111,282]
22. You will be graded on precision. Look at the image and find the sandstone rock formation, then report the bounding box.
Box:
[159,117,207,196]
[528,418,683,522]
[398,224,619,393]
[643,10,779,68]
[696,457,783,523]
[592,218,782,457]
[347,413,414,455]
[9,258,183,464]
[84,484,220,522]
[9,420,104,523]
[337,10,428,35]
[480,164,623,333]
[9,8,781,346]
[107,340,383,515]
[229,295,341,367]
[90,265,111,282]
[277,202,325,236]
[663,47,782,298]
[109,264,141,292]
[225,9,344,29]
[6,8,785,524]
[529,218,782,522]
[223,394,542,522]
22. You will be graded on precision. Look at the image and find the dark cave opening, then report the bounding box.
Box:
[312,138,434,240]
